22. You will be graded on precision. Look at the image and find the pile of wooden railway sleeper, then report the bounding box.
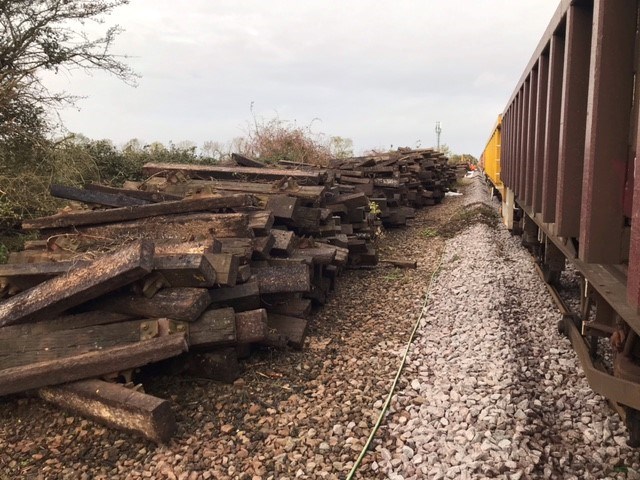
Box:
[0,148,459,442]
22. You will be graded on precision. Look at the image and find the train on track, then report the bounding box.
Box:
[481,0,640,446]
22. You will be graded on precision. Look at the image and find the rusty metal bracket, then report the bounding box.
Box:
[139,320,159,341]
[563,316,640,411]
[157,318,188,337]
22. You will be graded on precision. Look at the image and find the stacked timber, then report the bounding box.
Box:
[0,149,454,441]
[327,148,456,227]
[134,160,380,266]
[0,168,359,441]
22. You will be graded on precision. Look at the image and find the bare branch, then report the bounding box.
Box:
[0,0,136,142]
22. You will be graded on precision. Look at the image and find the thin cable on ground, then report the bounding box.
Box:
[345,253,444,480]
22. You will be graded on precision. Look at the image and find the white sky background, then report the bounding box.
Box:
[45,0,560,157]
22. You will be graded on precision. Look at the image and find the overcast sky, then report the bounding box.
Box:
[45,0,559,157]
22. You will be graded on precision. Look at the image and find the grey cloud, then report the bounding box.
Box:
[44,0,559,156]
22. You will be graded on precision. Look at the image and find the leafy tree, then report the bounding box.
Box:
[437,143,452,157]
[329,136,354,159]
[175,140,197,153]
[202,140,233,162]
[0,0,136,145]
[122,138,143,153]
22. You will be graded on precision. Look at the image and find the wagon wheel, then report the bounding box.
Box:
[614,329,640,447]
[624,407,640,448]
[542,264,562,285]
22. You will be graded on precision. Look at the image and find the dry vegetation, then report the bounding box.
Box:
[242,116,352,167]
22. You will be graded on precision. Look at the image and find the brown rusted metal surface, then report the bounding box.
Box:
[565,317,640,411]
[510,95,519,191]
[500,1,640,441]
[541,32,565,224]
[579,0,636,264]
[508,106,513,188]
[555,4,592,238]
[524,68,538,208]
[519,81,529,199]
[509,107,515,187]
[533,251,640,412]
[532,53,548,214]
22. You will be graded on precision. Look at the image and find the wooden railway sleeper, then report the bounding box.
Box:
[614,330,640,447]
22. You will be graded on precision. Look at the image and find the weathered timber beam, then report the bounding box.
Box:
[0,334,188,397]
[85,183,182,203]
[291,246,337,265]
[253,235,274,260]
[1,246,224,293]
[204,253,239,287]
[235,309,267,343]
[186,307,236,348]
[270,229,298,256]
[237,264,251,283]
[264,297,312,318]
[209,279,260,312]
[0,241,154,327]
[253,261,310,294]
[134,179,326,201]
[155,240,221,255]
[265,313,308,350]
[0,260,82,277]
[379,259,417,269]
[181,349,239,383]
[325,192,369,209]
[10,239,220,264]
[39,379,176,443]
[23,194,255,230]
[0,318,159,370]
[153,255,217,288]
[218,238,253,263]
[50,184,150,208]
[292,207,321,231]
[70,213,252,242]
[266,195,300,223]
[142,162,325,185]
[232,153,266,168]
[247,211,274,236]
[0,312,133,340]
[0,260,84,291]
[92,288,211,322]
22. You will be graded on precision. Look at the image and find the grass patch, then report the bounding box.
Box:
[0,231,39,264]
[439,202,499,239]
[382,270,403,282]
[421,227,439,238]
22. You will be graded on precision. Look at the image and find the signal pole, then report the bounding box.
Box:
[435,121,442,151]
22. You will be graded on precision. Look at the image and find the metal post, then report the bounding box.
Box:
[435,121,442,151]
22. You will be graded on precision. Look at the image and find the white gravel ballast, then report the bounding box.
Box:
[373,200,640,479]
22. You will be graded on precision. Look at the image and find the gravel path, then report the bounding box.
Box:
[374,178,640,480]
[0,175,638,479]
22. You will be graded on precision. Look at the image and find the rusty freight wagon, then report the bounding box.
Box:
[492,0,640,445]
